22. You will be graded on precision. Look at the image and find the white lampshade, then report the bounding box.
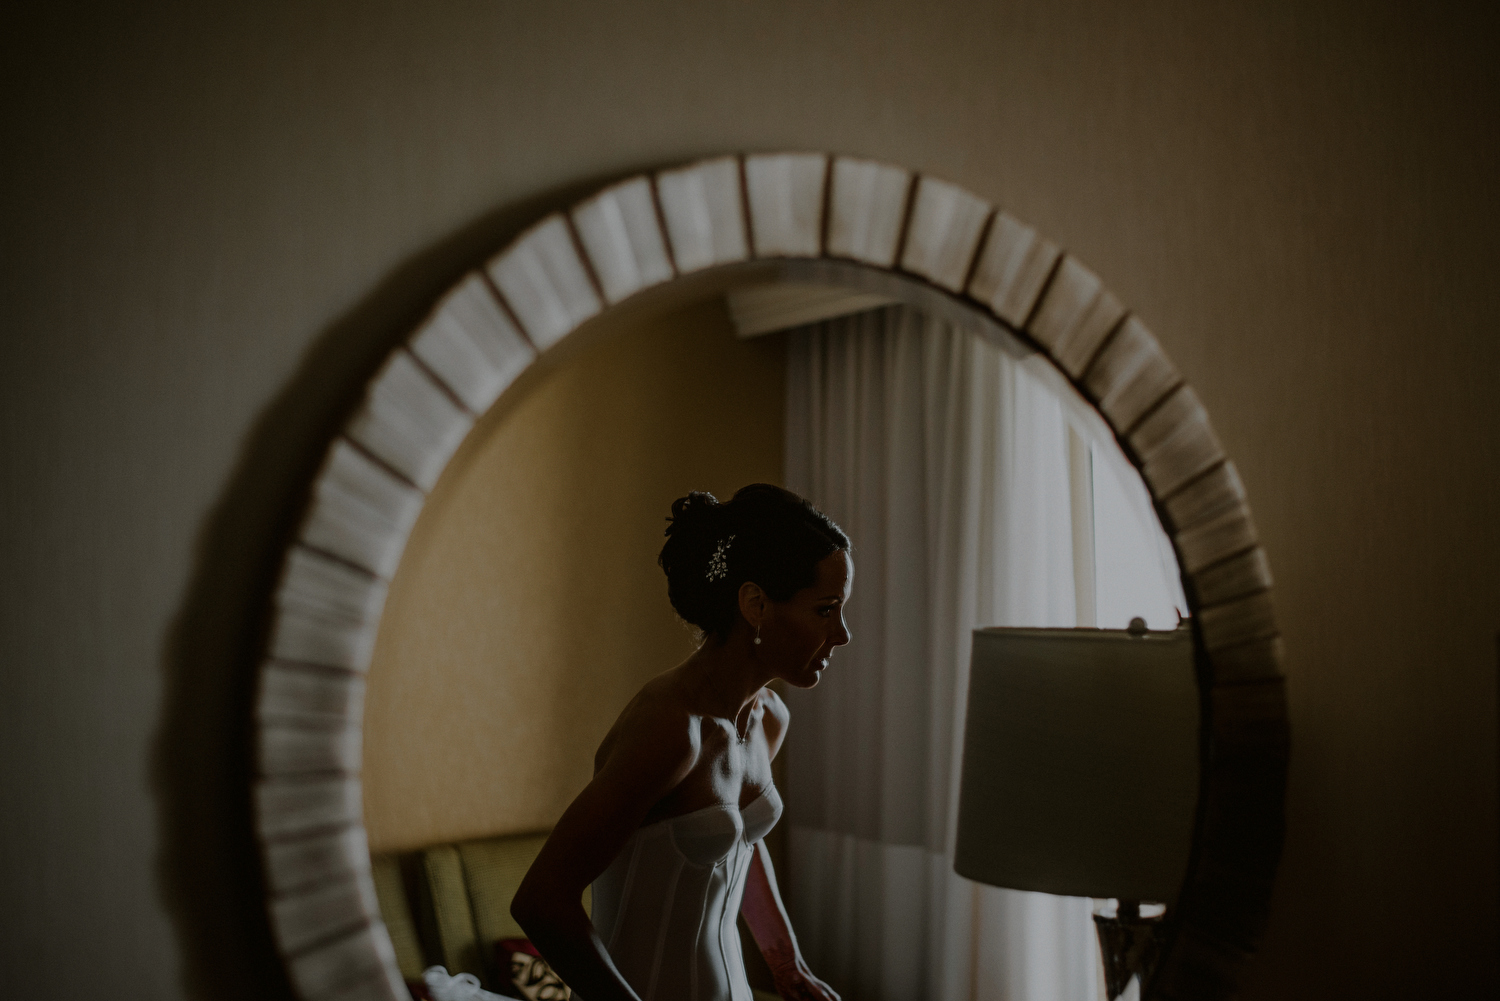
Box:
[953,623,1200,903]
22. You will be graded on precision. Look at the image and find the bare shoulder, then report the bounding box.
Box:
[594,672,702,783]
[760,686,790,755]
[761,686,789,726]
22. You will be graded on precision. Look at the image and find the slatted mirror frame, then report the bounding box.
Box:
[254,152,1288,1001]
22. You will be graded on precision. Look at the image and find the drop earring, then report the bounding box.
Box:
[753,626,762,646]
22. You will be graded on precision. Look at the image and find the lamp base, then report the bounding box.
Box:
[1092,900,1166,1000]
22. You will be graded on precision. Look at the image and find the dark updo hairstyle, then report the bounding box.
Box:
[658,484,850,640]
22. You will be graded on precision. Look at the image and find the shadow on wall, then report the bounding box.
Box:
[148,166,652,999]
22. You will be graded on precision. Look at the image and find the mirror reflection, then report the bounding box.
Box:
[360,284,1187,1001]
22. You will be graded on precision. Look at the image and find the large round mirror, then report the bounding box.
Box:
[253,154,1287,1001]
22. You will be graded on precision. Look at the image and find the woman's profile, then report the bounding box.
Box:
[511,484,851,1001]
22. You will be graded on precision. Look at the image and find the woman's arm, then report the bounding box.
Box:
[511,699,698,1001]
[741,692,838,1000]
[740,842,839,1001]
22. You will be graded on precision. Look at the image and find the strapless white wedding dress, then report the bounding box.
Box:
[592,785,783,1001]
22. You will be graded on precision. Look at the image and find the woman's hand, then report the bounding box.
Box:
[767,952,841,1001]
[741,841,839,1001]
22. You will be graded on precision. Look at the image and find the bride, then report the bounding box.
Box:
[512,484,850,1001]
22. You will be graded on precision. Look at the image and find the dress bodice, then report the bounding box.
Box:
[592,785,783,1001]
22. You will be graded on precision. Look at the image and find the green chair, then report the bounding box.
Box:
[370,853,430,987]
[421,843,488,983]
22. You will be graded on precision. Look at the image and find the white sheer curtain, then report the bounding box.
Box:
[780,304,1106,1001]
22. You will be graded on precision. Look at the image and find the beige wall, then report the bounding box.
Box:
[2,1,1496,998]
[361,299,784,854]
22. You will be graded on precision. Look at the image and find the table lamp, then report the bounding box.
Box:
[952,619,1200,998]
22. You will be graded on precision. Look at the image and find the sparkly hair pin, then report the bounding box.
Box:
[706,534,735,582]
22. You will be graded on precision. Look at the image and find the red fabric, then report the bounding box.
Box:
[499,937,541,958]
[495,939,570,1001]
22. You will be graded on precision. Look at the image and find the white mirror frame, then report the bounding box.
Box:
[253,152,1288,1001]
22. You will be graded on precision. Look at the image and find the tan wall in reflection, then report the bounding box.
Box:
[362,299,785,854]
